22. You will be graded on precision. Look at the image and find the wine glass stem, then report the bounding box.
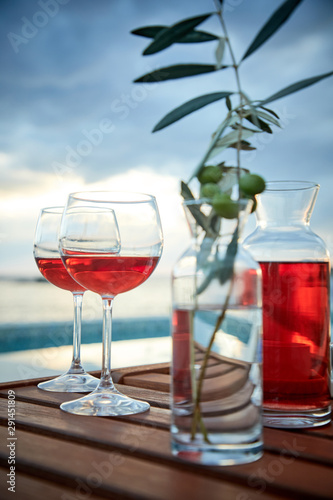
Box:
[100,298,115,390]
[68,292,85,374]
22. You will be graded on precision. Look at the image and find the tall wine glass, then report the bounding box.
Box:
[33,207,99,392]
[58,192,163,416]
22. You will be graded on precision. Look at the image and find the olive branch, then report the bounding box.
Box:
[132,0,332,205]
[132,0,333,441]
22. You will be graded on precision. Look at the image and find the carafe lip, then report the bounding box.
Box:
[264,180,319,192]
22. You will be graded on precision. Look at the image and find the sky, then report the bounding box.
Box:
[1,0,333,278]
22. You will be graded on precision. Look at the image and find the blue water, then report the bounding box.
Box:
[0,276,172,354]
[0,317,170,354]
[1,275,332,356]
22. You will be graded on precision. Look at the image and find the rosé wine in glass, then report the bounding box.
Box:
[35,257,86,293]
[33,207,99,392]
[59,191,163,417]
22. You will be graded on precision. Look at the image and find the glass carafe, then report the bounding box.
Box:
[244,181,331,428]
[171,199,263,465]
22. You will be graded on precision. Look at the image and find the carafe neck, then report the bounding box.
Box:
[255,181,319,229]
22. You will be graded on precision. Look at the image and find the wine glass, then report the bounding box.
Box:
[33,207,99,392]
[58,191,163,416]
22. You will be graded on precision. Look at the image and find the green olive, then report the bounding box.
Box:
[239,173,266,196]
[212,193,239,219]
[200,182,221,199]
[198,165,223,184]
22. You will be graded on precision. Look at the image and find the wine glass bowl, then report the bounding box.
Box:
[33,207,100,392]
[59,192,163,416]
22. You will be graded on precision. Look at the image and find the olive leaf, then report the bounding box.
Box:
[131,26,218,43]
[208,213,221,236]
[232,123,260,134]
[240,91,261,129]
[180,180,196,201]
[196,226,238,295]
[207,128,256,160]
[229,141,256,151]
[244,115,272,134]
[254,109,281,128]
[197,236,215,269]
[153,92,233,132]
[196,260,216,295]
[217,227,238,285]
[260,70,333,105]
[242,0,303,61]
[215,37,226,68]
[134,64,226,83]
[242,108,281,130]
[142,13,213,55]
[181,181,210,233]
[259,106,279,119]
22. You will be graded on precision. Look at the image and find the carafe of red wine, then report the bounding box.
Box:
[171,199,263,465]
[244,181,331,428]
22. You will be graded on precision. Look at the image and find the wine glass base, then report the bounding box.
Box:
[60,387,150,416]
[38,372,100,393]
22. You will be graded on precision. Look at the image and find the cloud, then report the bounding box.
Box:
[0,164,188,276]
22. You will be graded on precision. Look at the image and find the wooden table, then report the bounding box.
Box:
[0,363,332,500]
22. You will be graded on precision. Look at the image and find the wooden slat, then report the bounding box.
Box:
[232,452,333,500]
[0,362,170,389]
[0,428,282,500]
[148,361,253,404]
[0,383,170,410]
[0,376,60,390]
[0,371,102,390]
[263,427,333,466]
[0,398,172,455]
[2,421,333,500]
[1,397,333,499]
[199,361,238,378]
[0,385,332,467]
[123,365,251,402]
[123,373,170,392]
[0,467,107,500]
[0,363,332,500]
[194,342,251,369]
[112,363,170,384]
[303,424,333,439]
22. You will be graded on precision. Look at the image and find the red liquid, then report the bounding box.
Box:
[172,309,192,404]
[36,257,86,293]
[260,261,330,409]
[62,255,159,296]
